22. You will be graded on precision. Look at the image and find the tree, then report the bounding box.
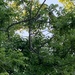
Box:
[0,0,75,75]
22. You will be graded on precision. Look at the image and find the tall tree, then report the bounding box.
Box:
[0,0,75,75]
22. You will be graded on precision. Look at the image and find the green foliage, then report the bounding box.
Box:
[0,72,9,75]
[0,47,27,74]
[0,0,75,75]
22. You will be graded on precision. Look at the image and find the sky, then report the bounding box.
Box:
[40,0,63,6]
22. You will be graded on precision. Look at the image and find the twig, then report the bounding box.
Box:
[34,0,46,17]
[6,18,31,31]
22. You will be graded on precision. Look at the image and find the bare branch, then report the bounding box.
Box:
[35,0,46,17]
[29,0,32,51]
[6,19,31,31]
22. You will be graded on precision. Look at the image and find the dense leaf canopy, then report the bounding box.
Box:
[0,0,75,75]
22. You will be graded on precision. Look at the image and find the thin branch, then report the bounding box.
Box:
[6,19,31,31]
[29,0,32,51]
[6,15,41,32]
[0,20,49,32]
[1,0,46,32]
[35,0,46,17]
